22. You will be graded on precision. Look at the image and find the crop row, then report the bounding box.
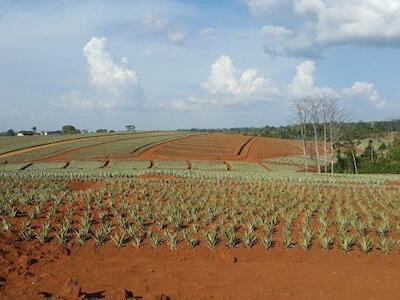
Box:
[0,132,183,163]
[1,176,400,255]
[1,160,272,173]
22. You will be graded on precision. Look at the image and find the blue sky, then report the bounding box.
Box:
[0,0,399,131]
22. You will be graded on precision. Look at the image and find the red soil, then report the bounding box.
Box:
[2,238,400,299]
[244,137,304,160]
[36,133,175,163]
[135,134,308,162]
[67,181,101,192]
[135,133,251,161]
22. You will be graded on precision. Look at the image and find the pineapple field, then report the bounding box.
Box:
[1,132,400,299]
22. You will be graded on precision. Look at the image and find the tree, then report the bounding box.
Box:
[32,126,37,133]
[6,129,15,136]
[62,125,80,135]
[336,127,360,174]
[321,96,346,174]
[309,97,321,173]
[125,125,136,132]
[96,129,108,133]
[291,97,310,172]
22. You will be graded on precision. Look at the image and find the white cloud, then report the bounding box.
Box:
[343,81,386,108]
[139,11,170,32]
[288,60,336,97]
[288,60,385,108]
[199,27,216,36]
[253,1,400,56]
[202,54,278,98]
[168,31,186,44]
[289,60,314,95]
[165,55,280,111]
[83,37,140,108]
[262,25,293,56]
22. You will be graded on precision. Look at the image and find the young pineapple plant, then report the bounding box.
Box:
[20,221,33,240]
[243,230,256,249]
[205,227,219,249]
[1,218,11,232]
[282,226,293,249]
[131,230,144,248]
[35,222,51,244]
[223,226,239,248]
[376,221,391,238]
[358,235,373,254]
[148,231,162,248]
[111,232,127,248]
[28,206,40,220]
[338,232,355,253]
[299,227,314,252]
[261,226,274,249]
[164,230,179,250]
[376,237,394,255]
[319,233,335,251]
[55,221,70,244]
[93,228,106,247]
[9,206,19,218]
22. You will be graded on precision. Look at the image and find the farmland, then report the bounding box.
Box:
[1,132,400,299]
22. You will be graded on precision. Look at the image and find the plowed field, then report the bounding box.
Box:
[135,133,307,161]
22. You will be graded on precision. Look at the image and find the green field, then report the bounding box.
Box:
[0,132,186,163]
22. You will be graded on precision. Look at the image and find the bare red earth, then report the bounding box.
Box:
[1,238,400,300]
[135,134,309,162]
[67,181,101,192]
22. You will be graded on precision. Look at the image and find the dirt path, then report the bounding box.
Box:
[236,136,255,157]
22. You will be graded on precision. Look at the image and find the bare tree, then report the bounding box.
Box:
[291,97,310,172]
[292,95,347,175]
[309,97,321,173]
[325,98,346,174]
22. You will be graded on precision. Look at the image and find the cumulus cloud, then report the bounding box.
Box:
[343,81,386,108]
[202,54,278,98]
[288,60,385,108]
[164,55,279,111]
[250,0,400,56]
[165,57,386,112]
[288,60,334,97]
[83,37,141,108]
[58,37,143,111]
[288,60,316,96]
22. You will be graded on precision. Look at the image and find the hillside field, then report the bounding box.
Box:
[1,132,400,299]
